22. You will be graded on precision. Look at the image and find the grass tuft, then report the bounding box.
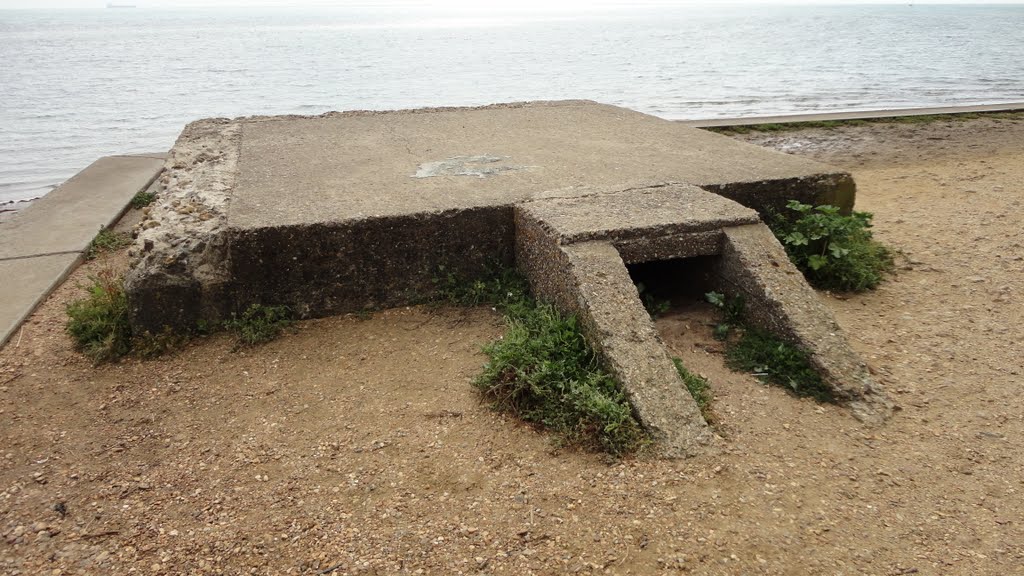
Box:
[672,358,715,424]
[705,291,834,403]
[130,190,156,209]
[725,328,834,403]
[87,228,131,259]
[66,275,295,362]
[443,266,648,455]
[434,263,532,313]
[476,302,648,456]
[225,304,293,346]
[65,269,132,364]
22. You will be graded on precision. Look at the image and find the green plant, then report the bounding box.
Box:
[440,264,648,455]
[225,304,293,346]
[130,190,156,209]
[635,281,671,319]
[474,298,647,456]
[132,327,188,358]
[725,328,833,403]
[672,358,714,423]
[705,291,745,340]
[770,200,894,292]
[66,269,132,364]
[704,290,833,403]
[434,263,532,317]
[87,228,131,259]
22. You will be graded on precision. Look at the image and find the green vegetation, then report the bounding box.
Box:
[132,327,188,359]
[672,358,715,424]
[65,270,132,364]
[443,267,648,455]
[225,304,294,346]
[66,272,191,363]
[434,263,532,315]
[130,190,156,209]
[769,200,894,292]
[705,291,833,403]
[86,228,131,259]
[635,281,671,319]
[705,110,1023,135]
[705,290,745,340]
[725,328,832,403]
[66,272,294,363]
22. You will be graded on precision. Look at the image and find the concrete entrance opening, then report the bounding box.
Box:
[627,256,719,309]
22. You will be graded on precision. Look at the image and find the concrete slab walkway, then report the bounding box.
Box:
[0,154,165,346]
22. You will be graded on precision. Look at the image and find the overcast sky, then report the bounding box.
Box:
[0,0,1020,8]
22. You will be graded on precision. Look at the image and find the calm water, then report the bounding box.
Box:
[1,4,1023,204]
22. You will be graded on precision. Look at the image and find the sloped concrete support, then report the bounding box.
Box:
[715,224,895,424]
[516,213,714,457]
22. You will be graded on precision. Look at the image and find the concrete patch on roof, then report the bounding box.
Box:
[412,155,530,179]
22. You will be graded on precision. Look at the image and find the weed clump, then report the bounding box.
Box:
[225,304,293,346]
[476,302,647,456]
[67,271,294,362]
[87,228,131,259]
[770,200,894,292]
[447,267,647,455]
[672,358,715,424]
[705,291,833,403]
[634,281,670,319]
[130,190,156,209]
[725,329,833,402]
[66,270,132,364]
[434,263,531,314]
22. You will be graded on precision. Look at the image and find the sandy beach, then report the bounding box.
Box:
[2,114,1023,575]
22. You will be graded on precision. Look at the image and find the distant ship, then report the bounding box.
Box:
[106,3,137,7]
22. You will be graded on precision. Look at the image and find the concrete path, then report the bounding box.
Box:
[682,102,1024,128]
[0,154,165,346]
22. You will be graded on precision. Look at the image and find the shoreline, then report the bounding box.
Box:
[679,101,1024,128]
[0,198,39,224]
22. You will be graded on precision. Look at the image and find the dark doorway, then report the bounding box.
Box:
[626,256,718,314]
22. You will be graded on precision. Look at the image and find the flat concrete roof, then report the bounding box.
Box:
[230,100,844,229]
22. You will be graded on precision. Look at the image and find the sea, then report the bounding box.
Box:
[1,3,1023,206]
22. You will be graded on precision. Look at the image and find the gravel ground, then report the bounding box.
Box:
[2,115,1023,575]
